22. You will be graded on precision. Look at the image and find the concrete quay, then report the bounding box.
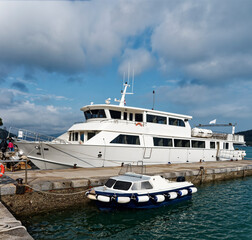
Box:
[0,201,33,240]
[0,160,252,217]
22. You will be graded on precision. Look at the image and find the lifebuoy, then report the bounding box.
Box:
[136,122,143,127]
[0,163,5,178]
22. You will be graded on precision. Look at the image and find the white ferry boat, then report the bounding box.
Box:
[86,172,197,210]
[15,82,246,170]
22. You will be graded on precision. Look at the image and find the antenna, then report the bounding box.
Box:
[115,64,134,106]
[123,72,125,91]
[152,90,155,110]
[132,69,134,94]
[128,63,130,85]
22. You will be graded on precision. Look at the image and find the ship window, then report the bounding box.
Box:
[84,109,106,120]
[223,142,229,149]
[110,110,121,119]
[69,132,71,141]
[153,137,172,147]
[210,142,215,149]
[169,118,185,127]
[124,112,127,120]
[113,181,132,190]
[129,113,133,121]
[192,140,205,148]
[74,132,78,141]
[135,113,143,122]
[131,182,140,190]
[147,114,167,124]
[141,181,153,189]
[105,179,116,188]
[174,139,190,148]
[88,132,96,140]
[110,134,140,145]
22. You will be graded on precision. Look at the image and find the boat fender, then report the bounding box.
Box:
[97,195,111,203]
[154,195,165,203]
[0,163,5,178]
[87,194,97,200]
[178,189,188,197]
[116,196,131,204]
[167,192,177,200]
[136,195,149,203]
[188,187,197,194]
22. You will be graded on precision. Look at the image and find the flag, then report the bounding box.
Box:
[209,119,216,124]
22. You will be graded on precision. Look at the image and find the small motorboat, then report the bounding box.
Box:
[86,172,197,210]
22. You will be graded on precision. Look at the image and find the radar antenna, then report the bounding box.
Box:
[115,64,134,106]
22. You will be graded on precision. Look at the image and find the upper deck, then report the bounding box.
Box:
[67,104,193,138]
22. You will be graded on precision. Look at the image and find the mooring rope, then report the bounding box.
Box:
[24,184,89,196]
[0,218,27,233]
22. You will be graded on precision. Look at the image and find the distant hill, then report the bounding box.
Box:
[50,132,65,138]
[237,129,252,146]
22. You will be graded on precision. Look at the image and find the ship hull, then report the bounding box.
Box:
[16,141,245,170]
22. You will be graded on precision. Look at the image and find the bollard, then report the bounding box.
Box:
[16,178,25,194]
[200,166,205,184]
[16,178,23,184]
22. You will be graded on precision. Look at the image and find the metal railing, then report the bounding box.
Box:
[7,127,67,144]
[119,161,146,175]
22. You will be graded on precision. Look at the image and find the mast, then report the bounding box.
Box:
[119,82,133,106]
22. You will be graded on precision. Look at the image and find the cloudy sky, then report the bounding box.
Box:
[0,0,252,134]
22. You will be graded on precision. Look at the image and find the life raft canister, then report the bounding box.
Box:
[0,163,5,178]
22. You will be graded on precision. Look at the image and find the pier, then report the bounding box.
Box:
[0,160,252,239]
[0,201,33,239]
[0,160,251,216]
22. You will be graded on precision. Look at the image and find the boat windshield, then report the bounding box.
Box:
[113,181,132,191]
[105,179,116,188]
[84,109,106,120]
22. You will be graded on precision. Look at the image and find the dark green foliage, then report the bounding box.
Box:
[237,129,252,146]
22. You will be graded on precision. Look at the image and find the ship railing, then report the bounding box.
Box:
[99,119,147,126]
[119,161,146,175]
[7,127,68,144]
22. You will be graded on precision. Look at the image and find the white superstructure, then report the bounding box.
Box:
[15,82,246,169]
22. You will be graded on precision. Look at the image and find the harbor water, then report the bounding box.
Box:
[21,147,252,240]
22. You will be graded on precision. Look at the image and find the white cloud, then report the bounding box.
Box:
[0,88,75,133]
[0,1,159,74]
[1,0,252,132]
[151,0,252,83]
[154,81,252,120]
[1,0,252,84]
[46,105,58,113]
[1,99,77,133]
[118,48,155,76]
